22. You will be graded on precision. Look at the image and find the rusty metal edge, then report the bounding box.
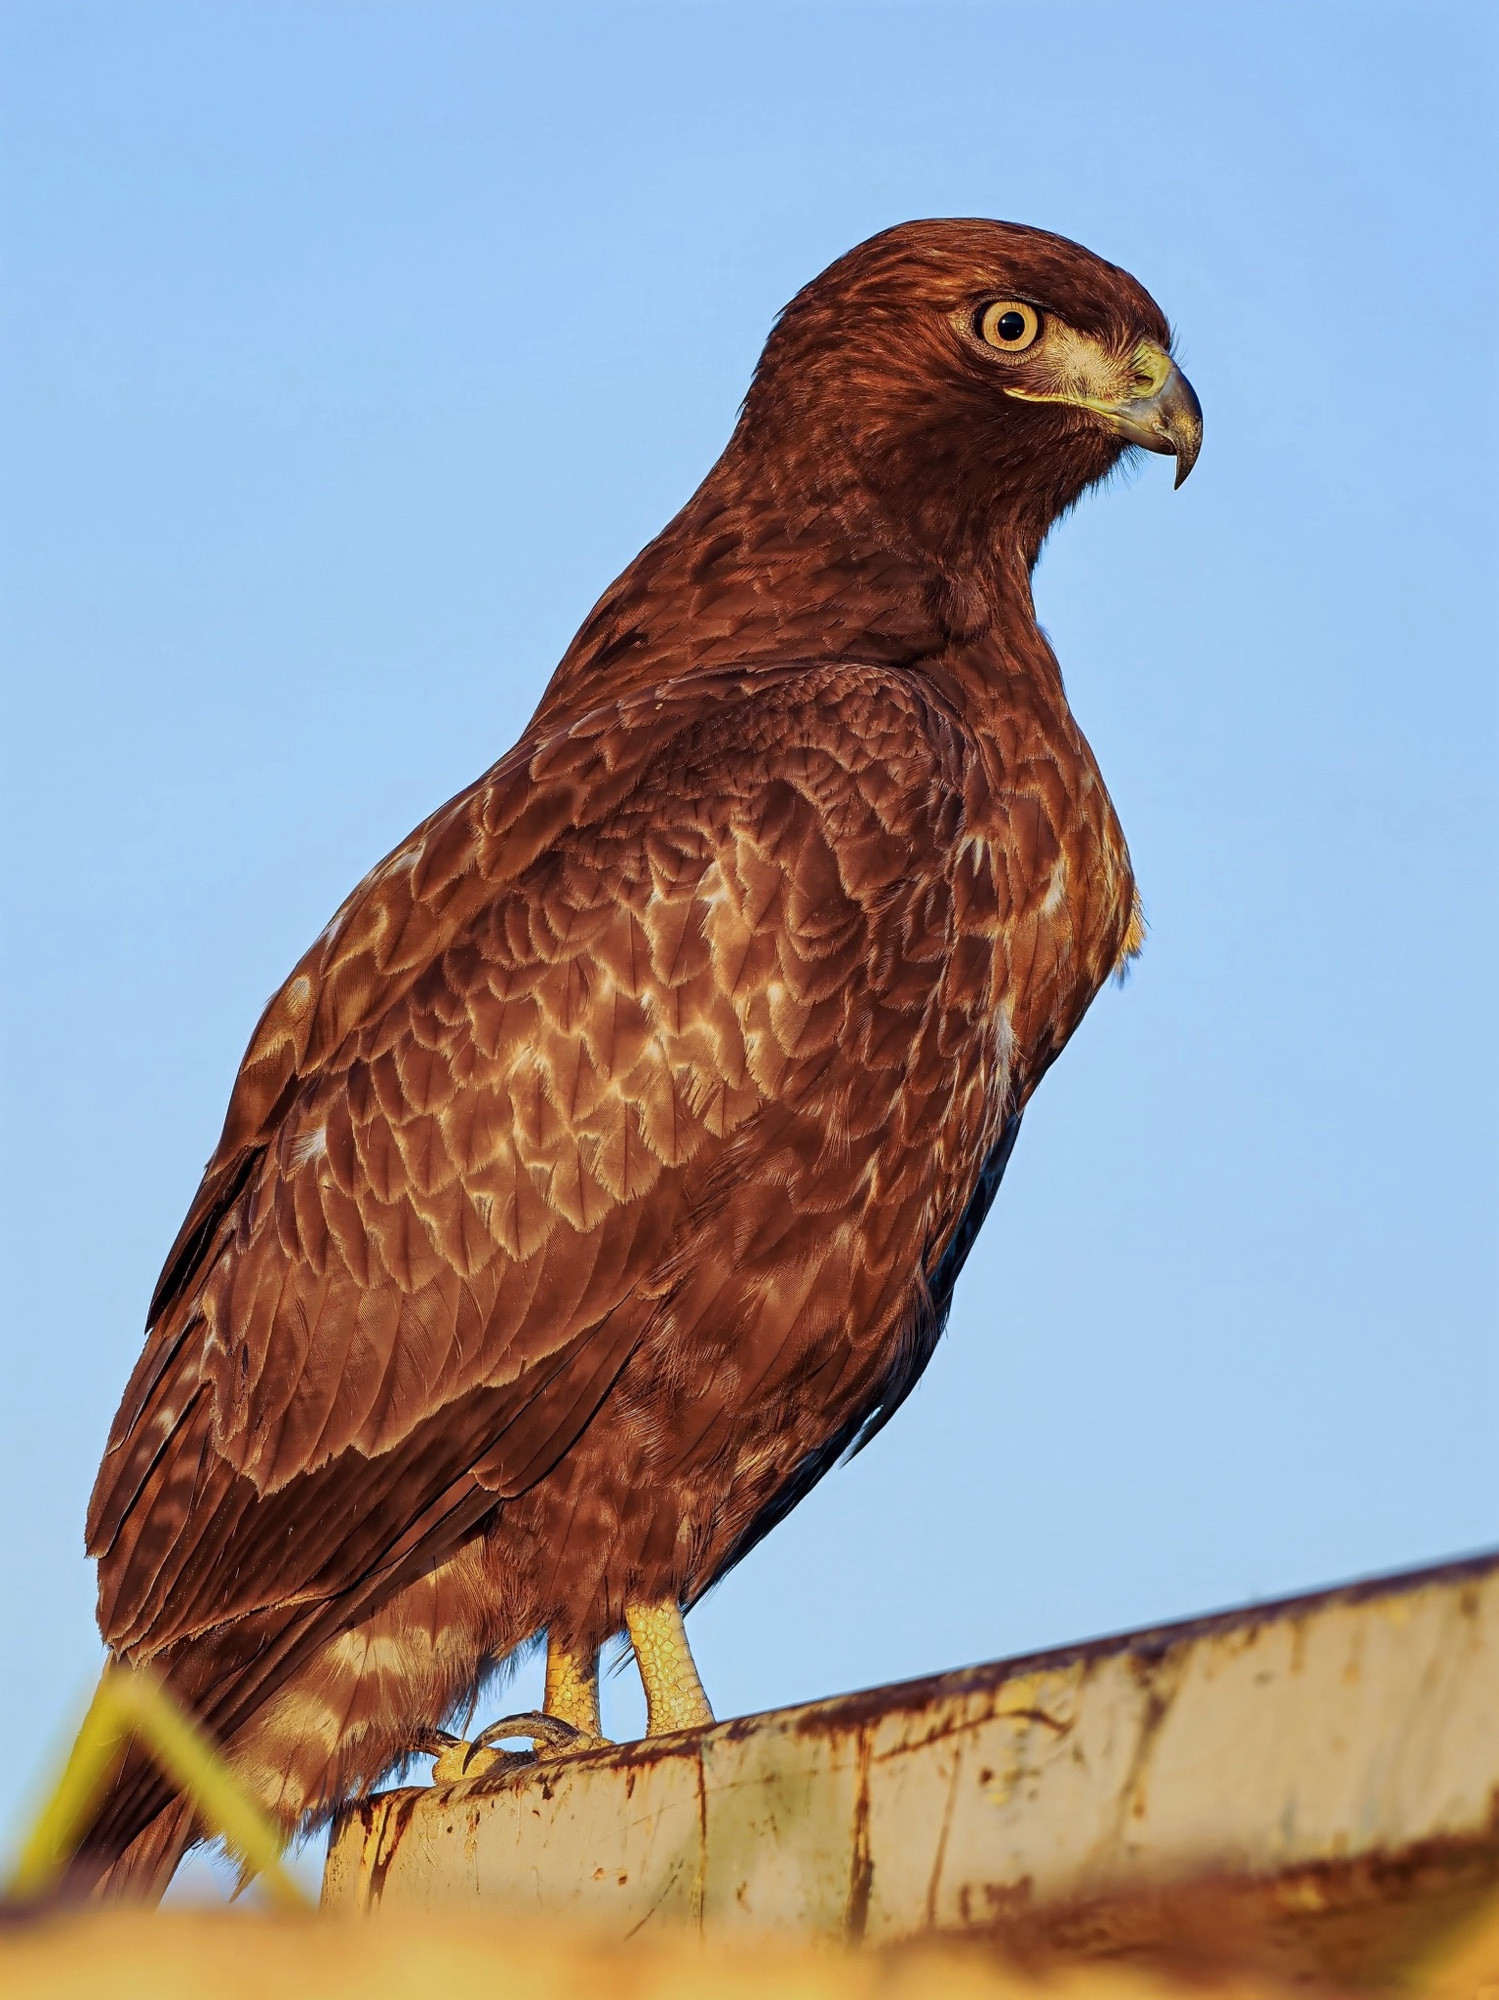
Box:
[769,1544,1499,1741]
[329,1545,1499,1815]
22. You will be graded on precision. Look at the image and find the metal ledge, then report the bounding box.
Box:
[323,1552,1499,1980]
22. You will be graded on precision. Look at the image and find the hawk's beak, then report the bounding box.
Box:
[1005,337,1203,488]
[1100,346,1202,489]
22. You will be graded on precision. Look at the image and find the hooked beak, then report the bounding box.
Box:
[1004,337,1203,488]
[1101,348,1203,489]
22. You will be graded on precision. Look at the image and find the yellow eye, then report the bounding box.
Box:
[977,300,1041,352]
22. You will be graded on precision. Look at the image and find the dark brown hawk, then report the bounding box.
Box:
[78,218,1200,1898]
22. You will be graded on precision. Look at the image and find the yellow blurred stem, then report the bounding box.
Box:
[7,1665,310,1909]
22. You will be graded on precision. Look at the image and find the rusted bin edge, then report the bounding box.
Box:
[323,1551,1499,1982]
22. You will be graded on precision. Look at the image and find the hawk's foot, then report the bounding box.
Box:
[468,1709,610,1768]
[420,1635,610,1782]
[421,1709,609,1784]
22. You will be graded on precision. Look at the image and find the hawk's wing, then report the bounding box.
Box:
[87,661,1017,1718]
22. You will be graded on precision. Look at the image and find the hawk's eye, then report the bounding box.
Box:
[977,300,1041,352]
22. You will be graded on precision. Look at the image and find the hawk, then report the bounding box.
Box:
[77,218,1200,1898]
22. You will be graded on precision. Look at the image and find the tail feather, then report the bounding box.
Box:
[69,1794,197,1906]
[68,1531,529,1902]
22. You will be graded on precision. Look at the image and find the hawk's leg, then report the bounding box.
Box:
[544,1635,603,1738]
[625,1599,715,1735]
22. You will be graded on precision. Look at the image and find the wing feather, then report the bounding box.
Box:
[90,662,1016,1707]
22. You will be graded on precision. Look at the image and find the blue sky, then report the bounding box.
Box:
[1,1,1494,1891]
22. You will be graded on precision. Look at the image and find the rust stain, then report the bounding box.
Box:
[843,1726,874,1943]
[975,1875,1037,1926]
[869,1711,976,1764]
[1289,1617,1309,1676]
[1109,1657,1185,1837]
[923,1736,966,1931]
[996,1708,1072,1737]
[365,1791,422,1908]
[691,1745,708,1931]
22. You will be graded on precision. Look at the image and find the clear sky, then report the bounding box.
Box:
[1,0,1495,1894]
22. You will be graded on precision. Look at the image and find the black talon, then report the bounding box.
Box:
[420,1712,605,1787]
[415,1726,462,1758]
[466,1710,589,1766]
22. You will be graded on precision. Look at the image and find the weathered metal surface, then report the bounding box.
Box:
[322,1553,1499,1978]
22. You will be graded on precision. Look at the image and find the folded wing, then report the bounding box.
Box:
[87,663,1005,1722]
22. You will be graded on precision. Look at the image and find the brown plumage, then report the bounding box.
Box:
[78,218,1200,1898]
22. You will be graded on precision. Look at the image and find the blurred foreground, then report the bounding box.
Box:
[1,1896,1496,2000]
[8,1555,1496,1997]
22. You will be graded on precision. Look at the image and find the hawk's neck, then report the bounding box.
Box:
[531,446,1069,736]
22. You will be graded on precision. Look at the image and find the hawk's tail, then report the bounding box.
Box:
[73,1793,197,1905]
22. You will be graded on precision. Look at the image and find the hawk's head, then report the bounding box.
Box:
[743,219,1201,569]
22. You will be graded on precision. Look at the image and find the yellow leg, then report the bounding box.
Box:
[625,1599,715,1735]
[544,1637,603,1739]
